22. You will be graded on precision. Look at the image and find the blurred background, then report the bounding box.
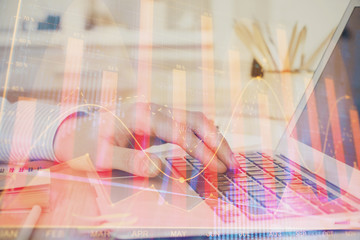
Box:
[0,0,350,149]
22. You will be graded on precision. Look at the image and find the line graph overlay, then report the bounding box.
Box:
[19,73,298,183]
[0,1,308,184]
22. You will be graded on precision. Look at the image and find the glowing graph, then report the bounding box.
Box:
[3,0,355,188]
[0,0,292,184]
[2,1,360,236]
[294,29,360,173]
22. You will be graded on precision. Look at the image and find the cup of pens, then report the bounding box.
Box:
[234,20,334,78]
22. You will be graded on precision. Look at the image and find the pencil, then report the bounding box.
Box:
[302,28,335,70]
[289,26,307,70]
[263,22,282,71]
[284,23,298,71]
[234,21,269,70]
[253,21,278,71]
[17,205,42,240]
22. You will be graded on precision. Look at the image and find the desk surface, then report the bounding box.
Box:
[0,158,360,239]
[0,162,101,236]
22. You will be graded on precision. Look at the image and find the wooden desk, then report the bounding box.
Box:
[1,154,360,239]
[0,162,104,239]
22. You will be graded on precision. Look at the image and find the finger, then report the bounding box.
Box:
[187,112,236,169]
[153,106,235,169]
[99,146,162,177]
[182,130,227,173]
[152,114,226,172]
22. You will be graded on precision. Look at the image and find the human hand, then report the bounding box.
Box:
[54,102,235,177]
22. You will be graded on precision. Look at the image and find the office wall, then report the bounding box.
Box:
[0,0,351,104]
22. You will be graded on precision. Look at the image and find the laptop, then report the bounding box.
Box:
[98,1,360,238]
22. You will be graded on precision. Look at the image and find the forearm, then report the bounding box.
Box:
[0,99,87,163]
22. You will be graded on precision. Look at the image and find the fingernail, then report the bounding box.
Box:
[216,159,227,173]
[147,161,159,177]
[142,160,151,176]
[231,153,240,168]
[141,162,148,176]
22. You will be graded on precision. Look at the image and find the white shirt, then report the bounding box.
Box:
[0,98,86,163]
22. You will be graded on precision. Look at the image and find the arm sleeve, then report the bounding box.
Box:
[0,98,88,163]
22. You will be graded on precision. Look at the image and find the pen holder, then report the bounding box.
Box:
[251,58,313,79]
[235,20,334,78]
[251,59,264,78]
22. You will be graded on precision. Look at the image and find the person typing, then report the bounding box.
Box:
[0,98,235,176]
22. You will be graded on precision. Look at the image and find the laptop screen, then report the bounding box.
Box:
[292,7,360,170]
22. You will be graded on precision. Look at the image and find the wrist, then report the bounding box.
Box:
[53,113,82,162]
[127,102,152,135]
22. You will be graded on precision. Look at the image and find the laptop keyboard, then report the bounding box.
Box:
[166,152,359,221]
